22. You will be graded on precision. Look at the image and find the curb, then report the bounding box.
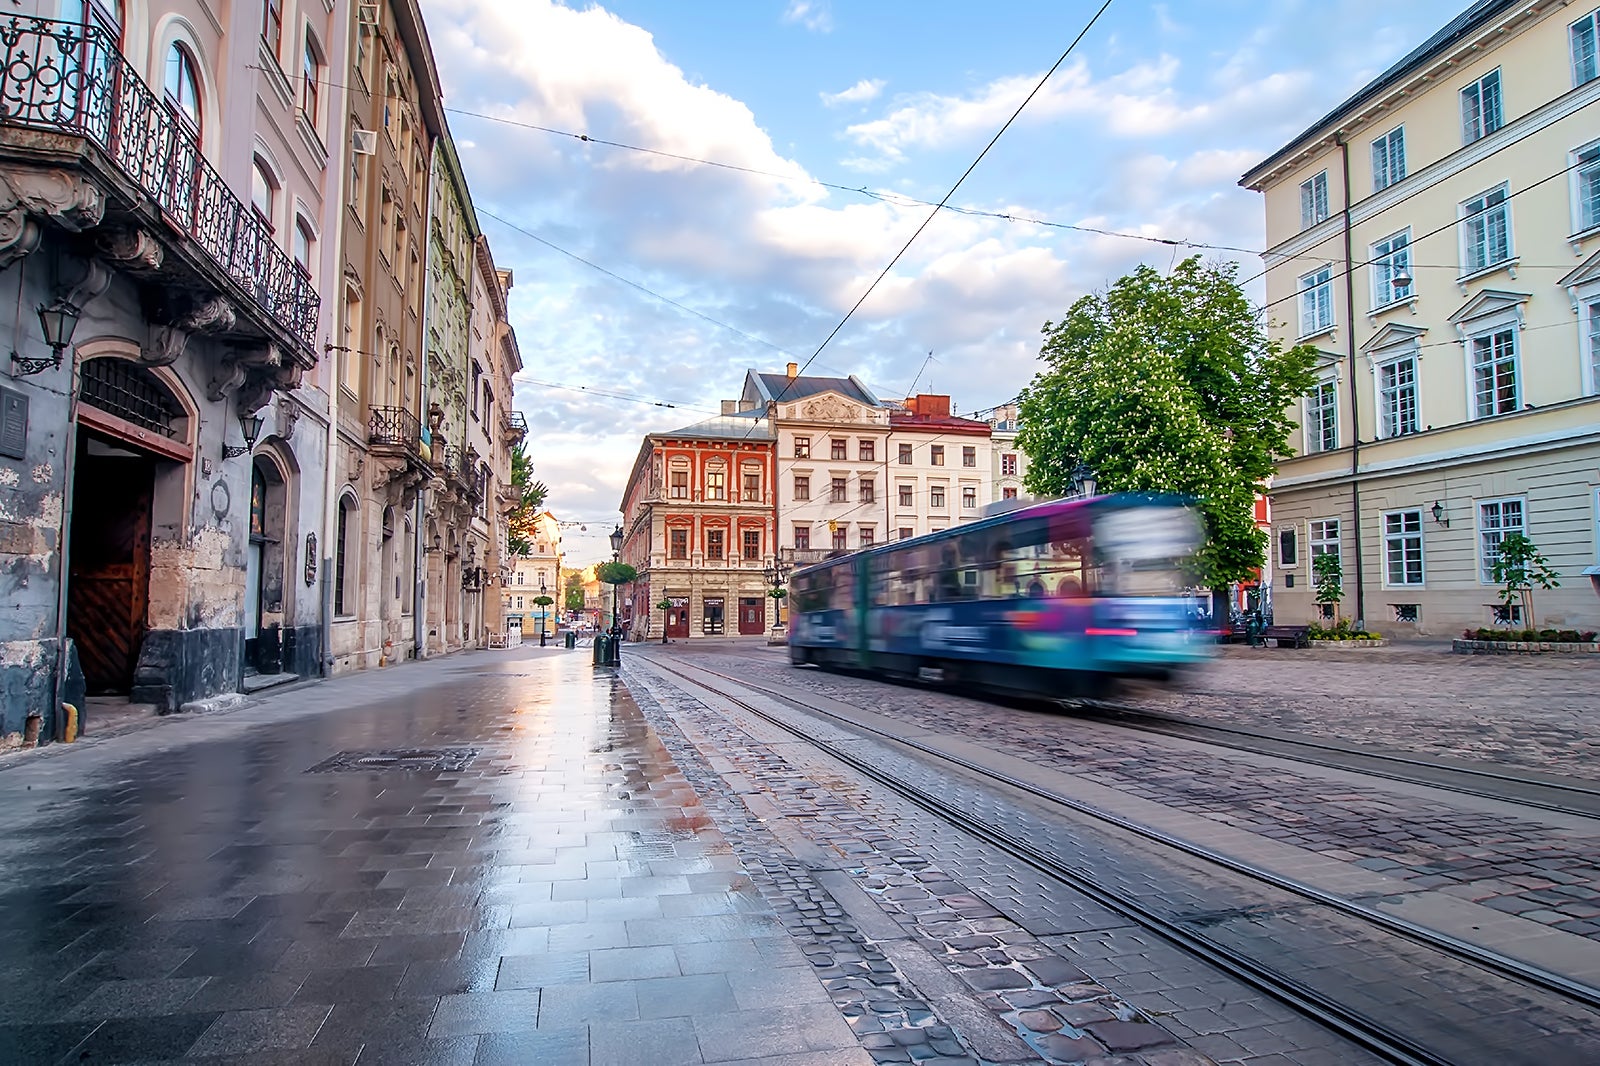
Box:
[1451,639,1600,655]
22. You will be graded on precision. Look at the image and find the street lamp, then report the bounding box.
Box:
[1070,463,1098,499]
[763,559,789,630]
[609,525,624,660]
[539,575,548,646]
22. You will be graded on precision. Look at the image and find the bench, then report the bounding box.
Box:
[1261,625,1310,649]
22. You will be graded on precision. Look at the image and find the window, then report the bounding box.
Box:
[898,484,913,508]
[1311,519,1340,564]
[301,36,321,125]
[1393,603,1420,622]
[1370,230,1412,306]
[930,445,944,466]
[1306,379,1337,452]
[794,475,809,501]
[262,0,283,56]
[962,446,976,467]
[670,471,688,499]
[962,486,977,509]
[250,157,275,225]
[898,527,914,541]
[859,527,875,547]
[293,217,314,278]
[1299,265,1333,336]
[1587,298,1600,395]
[898,443,913,465]
[164,43,202,137]
[830,477,847,503]
[831,438,846,460]
[794,436,809,459]
[1278,528,1298,567]
[1299,171,1329,229]
[859,440,875,462]
[1575,141,1600,234]
[794,525,810,551]
[1002,487,1018,500]
[832,526,847,551]
[1478,498,1525,583]
[1573,10,1598,85]
[1372,127,1405,192]
[930,485,946,509]
[1470,327,1518,418]
[1384,510,1424,586]
[1460,185,1511,274]
[706,471,726,501]
[1461,69,1502,144]
[706,530,724,560]
[334,496,356,615]
[743,472,761,502]
[1001,453,1017,477]
[859,478,875,503]
[1377,355,1419,438]
[743,530,761,559]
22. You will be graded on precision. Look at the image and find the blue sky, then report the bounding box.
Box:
[420,0,1468,563]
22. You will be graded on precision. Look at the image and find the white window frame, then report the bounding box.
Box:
[1375,350,1420,439]
[1310,518,1341,569]
[1573,8,1599,87]
[1299,265,1334,338]
[1572,138,1600,237]
[1369,228,1413,309]
[1372,126,1405,192]
[1300,170,1329,229]
[1583,287,1600,397]
[930,484,946,509]
[1477,496,1526,584]
[1304,376,1337,453]
[1277,527,1298,569]
[1466,322,1520,419]
[1459,183,1513,278]
[1382,509,1425,587]
[1460,68,1503,144]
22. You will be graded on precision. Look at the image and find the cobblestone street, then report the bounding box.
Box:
[1,639,1597,1064]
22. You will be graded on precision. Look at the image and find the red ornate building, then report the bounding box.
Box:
[618,408,777,640]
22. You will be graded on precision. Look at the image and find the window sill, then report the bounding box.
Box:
[1568,224,1600,254]
[257,40,293,110]
[1456,256,1519,291]
[1296,323,1336,344]
[1367,295,1417,322]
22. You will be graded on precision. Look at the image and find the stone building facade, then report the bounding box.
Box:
[619,413,777,640]
[475,242,523,642]
[1242,0,1600,634]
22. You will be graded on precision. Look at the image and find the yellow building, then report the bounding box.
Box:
[1241,0,1600,635]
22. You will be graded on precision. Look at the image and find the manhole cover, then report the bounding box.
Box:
[307,747,480,773]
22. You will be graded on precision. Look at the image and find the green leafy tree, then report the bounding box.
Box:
[1312,552,1343,623]
[596,561,638,585]
[1490,532,1560,628]
[564,573,586,612]
[504,439,549,558]
[1017,257,1317,596]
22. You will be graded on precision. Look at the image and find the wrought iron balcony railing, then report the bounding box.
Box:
[369,406,421,453]
[503,411,528,440]
[0,19,319,361]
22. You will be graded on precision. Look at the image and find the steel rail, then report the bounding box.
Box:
[639,656,1600,1036]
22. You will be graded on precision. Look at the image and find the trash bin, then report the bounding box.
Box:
[565,630,576,649]
[592,634,608,666]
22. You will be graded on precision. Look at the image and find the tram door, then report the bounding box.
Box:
[737,597,765,635]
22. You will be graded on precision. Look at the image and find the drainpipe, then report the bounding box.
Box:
[413,142,441,659]
[1337,134,1367,628]
[321,106,354,678]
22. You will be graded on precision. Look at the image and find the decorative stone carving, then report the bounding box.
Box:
[0,165,107,268]
[277,395,301,439]
[97,227,163,273]
[801,396,854,422]
[148,295,240,369]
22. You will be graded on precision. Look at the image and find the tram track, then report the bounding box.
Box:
[635,652,1600,1066]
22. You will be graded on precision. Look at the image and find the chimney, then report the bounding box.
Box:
[721,400,736,415]
[786,362,798,379]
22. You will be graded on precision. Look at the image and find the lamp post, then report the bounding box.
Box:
[608,524,623,664]
[1069,463,1098,499]
[763,559,789,632]
[539,575,548,646]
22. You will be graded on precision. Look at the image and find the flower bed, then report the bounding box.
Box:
[1453,639,1599,655]
[1310,638,1387,648]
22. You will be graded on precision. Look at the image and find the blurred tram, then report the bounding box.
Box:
[787,493,1213,699]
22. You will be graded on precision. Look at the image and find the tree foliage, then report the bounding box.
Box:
[1490,532,1560,628]
[596,561,638,585]
[504,439,549,558]
[1016,257,1317,588]
[564,573,586,612]
[1312,552,1343,621]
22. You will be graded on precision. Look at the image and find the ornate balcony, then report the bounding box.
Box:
[0,18,318,363]
[503,411,527,441]
[369,406,422,456]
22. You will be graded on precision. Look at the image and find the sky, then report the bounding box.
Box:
[418,0,1468,565]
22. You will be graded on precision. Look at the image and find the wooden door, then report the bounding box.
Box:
[738,597,765,635]
[67,437,153,694]
[666,606,689,638]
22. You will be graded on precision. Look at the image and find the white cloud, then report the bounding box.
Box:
[782,0,832,33]
[821,78,885,108]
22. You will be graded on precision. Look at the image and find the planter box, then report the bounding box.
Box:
[1310,639,1387,649]
[1452,639,1600,655]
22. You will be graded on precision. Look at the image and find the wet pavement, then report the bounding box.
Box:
[0,650,869,1065]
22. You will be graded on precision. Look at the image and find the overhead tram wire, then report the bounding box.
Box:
[761,0,1120,424]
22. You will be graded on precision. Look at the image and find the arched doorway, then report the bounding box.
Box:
[68,356,193,695]
[246,451,292,676]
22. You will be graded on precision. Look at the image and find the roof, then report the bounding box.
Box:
[741,369,882,408]
[1241,0,1516,189]
[652,413,773,443]
[887,410,993,436]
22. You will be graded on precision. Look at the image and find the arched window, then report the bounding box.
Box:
[301,34,322,125]
[335,495,359,616]
[250,157,275,227]
[293,216,314,277]
[250,466,268,539]
[164,43,201,136]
